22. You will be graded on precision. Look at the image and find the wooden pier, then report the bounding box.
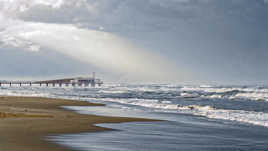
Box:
[0,74,103,87]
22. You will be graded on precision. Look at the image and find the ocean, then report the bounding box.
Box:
[2,84,268,150]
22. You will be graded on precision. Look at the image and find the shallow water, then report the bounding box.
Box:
[50,107,268,151]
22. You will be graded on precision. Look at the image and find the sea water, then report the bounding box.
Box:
[2,84,268,150]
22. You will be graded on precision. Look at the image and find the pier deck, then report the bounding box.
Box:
[0,76,103,87]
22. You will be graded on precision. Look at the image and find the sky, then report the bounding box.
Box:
[0,0,268,84]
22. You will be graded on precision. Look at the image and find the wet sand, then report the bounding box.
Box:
[0,96,157,151]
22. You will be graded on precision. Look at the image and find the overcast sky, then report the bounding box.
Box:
[0,0,267,84]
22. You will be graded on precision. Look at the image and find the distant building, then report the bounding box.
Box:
[70,76,103,87]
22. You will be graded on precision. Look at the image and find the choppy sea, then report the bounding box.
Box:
[2,84,268,151]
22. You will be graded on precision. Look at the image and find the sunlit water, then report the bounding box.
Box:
[2,84,268,150]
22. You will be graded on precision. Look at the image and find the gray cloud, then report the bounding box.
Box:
[11,0,267,36]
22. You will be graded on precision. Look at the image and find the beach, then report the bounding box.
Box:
[1,85,268,151]
[0,96,156,151]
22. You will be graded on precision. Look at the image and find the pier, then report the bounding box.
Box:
[0,73,103,87]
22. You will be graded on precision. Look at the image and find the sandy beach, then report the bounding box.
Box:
[0,96,156,151]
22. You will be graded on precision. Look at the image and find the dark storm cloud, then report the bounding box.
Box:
[16,0,268,31]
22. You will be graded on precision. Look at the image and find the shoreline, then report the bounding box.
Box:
[0,96,158,151]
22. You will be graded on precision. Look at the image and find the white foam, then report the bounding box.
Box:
[101,85,180,94]
[232,92,268,101]
[181,86,268,101]
[98,90,127,94]
[177,105,268,127]
[90,97,268,127]
[161,101,172,104]
[180,92,199,98]
[87,97,179,110]
[0,87,51,97]
[199,85,213,88]
[181,86,238,93]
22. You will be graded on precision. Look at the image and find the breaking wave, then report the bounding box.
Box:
[93,97,268,127]
[177,105,268,127]
[180,86,268,101]
[93,84,268,102]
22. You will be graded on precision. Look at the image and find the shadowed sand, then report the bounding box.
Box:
[0,96,157,151]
